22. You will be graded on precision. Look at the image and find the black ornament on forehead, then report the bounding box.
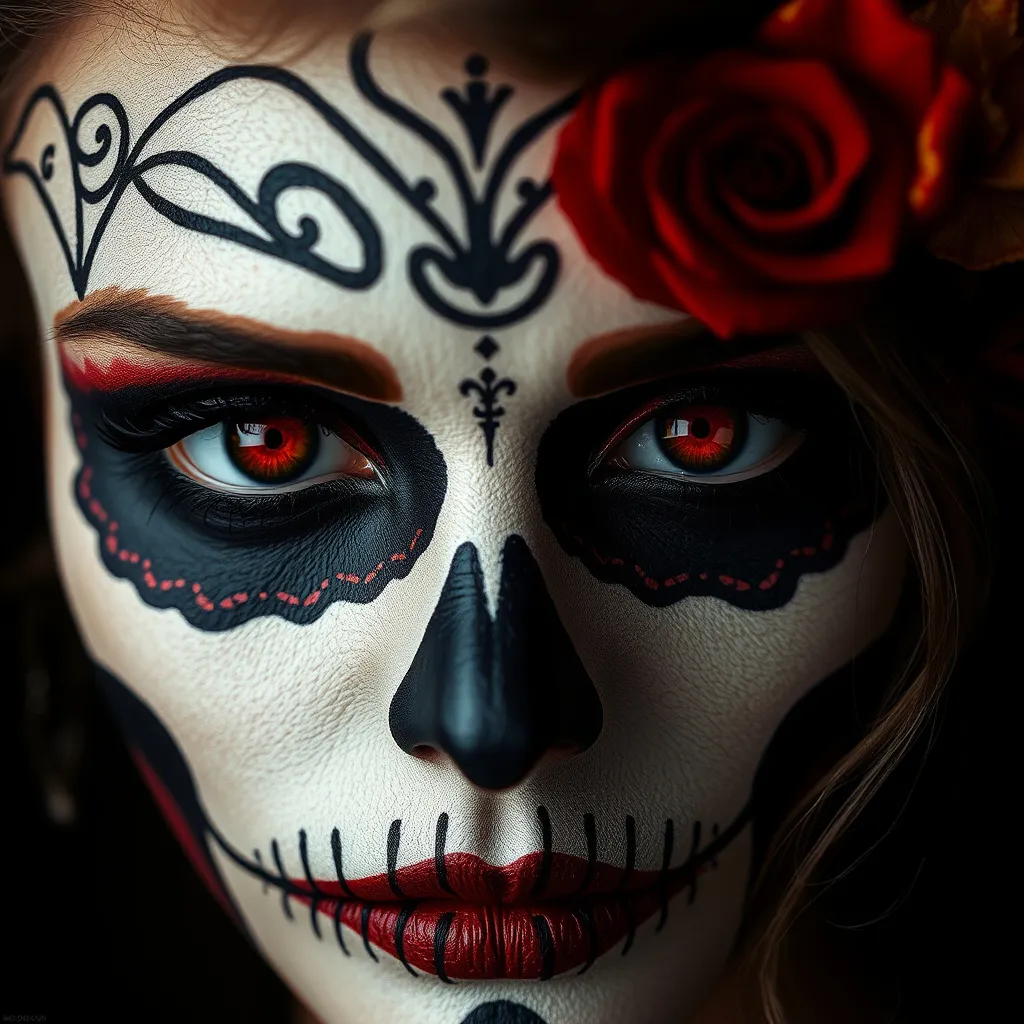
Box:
[2,34,577,331]
[460,360,517,467]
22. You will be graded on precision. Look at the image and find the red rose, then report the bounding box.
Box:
[552,0,975,338]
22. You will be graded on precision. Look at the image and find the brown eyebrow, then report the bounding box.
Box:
[53,286,402,402]
[567,320,822,397]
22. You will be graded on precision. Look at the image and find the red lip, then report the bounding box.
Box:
[292,851,684,979]
[260,813,750,981]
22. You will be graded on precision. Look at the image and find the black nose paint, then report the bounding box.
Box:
[389,535,603,790]
[459,1003,550,1024]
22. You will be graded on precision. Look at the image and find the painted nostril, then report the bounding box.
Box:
[411,744,443,764]
[389,535,603,790]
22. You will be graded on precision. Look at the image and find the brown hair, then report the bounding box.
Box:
[0,2,1000,1021]
[756,312,990,1020]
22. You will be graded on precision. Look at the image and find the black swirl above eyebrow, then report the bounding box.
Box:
[3,34,578,330]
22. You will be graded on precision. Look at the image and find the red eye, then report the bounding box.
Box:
[658,405,744,472]
[226,417,317,483]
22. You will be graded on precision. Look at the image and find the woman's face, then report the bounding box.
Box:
[5,14,907,1024]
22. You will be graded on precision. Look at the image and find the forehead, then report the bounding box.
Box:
[5,20,687,405]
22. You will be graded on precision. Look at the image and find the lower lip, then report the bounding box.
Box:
[291,862,710,980]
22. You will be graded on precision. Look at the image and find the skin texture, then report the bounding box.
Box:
[4,13,908,1024]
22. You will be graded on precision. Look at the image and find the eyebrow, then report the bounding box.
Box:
[53,286,402,402]
[568,320,822,397]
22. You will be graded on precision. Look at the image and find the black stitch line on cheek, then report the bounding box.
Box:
[434,911,457,984]
[253,848,270,894]
[618,815,636,892]
[360,903,378,961]
[299,829,323,940]
[620,894,637,958]
[687,820,702,906]
[270,839,293,921]
[331,826,355,898]
[394,901,420,976]
[206,799,756,979]
[531,916,555,981]
[387,818,405,898]
[435,812,455,895]
[577,813,597,895]
[574,903,598,975]
[655,819,674,933]
[333,899,351,956]
[531,806,553,897]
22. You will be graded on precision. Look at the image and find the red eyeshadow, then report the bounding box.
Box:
[59,350,301,393]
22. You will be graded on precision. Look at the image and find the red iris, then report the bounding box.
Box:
[226,417,318,483]
[659,405,743,472]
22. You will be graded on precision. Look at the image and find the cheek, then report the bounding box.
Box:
[542,507,907,803]
[46,355,459,841]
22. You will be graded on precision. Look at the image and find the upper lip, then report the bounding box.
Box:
[302,849,665,905]
[210,807,751,908]
[207,803,754,980]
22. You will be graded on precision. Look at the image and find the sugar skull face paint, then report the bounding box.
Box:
[5,16,908,1024]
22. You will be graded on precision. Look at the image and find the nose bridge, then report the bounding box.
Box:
[388,534,603,790]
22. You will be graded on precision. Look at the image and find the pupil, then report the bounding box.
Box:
[263,427,284,450]
[690,418,711,440]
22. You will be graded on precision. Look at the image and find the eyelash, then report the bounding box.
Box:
[97,391,344,454]
[595,384,804,461]
[95,388,385,535]
[90,374,838,538]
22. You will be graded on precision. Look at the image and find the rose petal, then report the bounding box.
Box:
[554,90,680,307]
[674,56,872,232]
[649,247,873,338]
[760,0,942,127]
[678,101,911,284]
[909,65,977,219]
[589,65,667,206]
[642,57,900,286]
[551,1,973,330]
[714,108,834,234]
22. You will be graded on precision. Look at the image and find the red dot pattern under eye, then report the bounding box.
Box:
[226,417,317,483]
[659,405,741,472]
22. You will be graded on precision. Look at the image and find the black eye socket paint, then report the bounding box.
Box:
[537,370,883,611]
[66,370,447,630]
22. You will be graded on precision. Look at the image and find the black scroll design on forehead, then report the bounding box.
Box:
[3,34,577,330]
[2,77,384,300]
[349,39,578,328]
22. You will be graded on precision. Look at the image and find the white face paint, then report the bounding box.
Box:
[4,15,908,1024]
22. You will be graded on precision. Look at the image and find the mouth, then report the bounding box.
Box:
[209,803,752,981]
